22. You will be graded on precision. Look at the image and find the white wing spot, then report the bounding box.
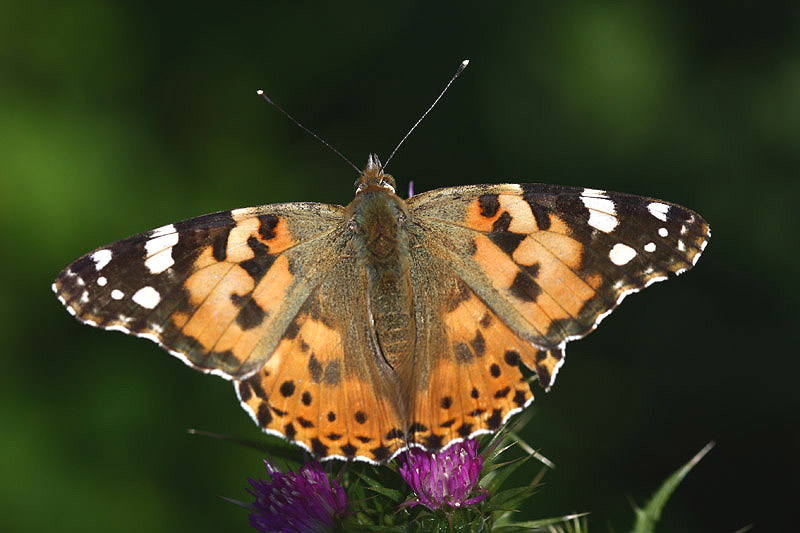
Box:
[581,196,618,233]
[132,286,161,309]
[80,291,89,303]
[648,202,670,222]
[111,289,125,300]
[609,243,637,265]
[144,232,179,256]
[658,227,669,238]
[150,223,177,239]
[97,276,107,286]
[677,240,686,252]
[91,249,113,271]
[144,249,175,274]
[644,242,656,253]
[581,188,607,197]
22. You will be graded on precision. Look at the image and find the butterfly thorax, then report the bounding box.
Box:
[347,157,416,370]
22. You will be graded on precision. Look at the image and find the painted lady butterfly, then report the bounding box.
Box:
[53,152,709,463]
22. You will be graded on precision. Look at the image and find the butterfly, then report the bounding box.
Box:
[53,153,709,463]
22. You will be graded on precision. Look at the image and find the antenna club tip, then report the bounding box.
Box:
[461,59,470,66]
[256,89,264,95]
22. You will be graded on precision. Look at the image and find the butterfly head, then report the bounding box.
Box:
[355,154,396,194]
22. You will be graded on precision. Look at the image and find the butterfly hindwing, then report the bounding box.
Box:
[53,202,345,378]
[235,247,407,463]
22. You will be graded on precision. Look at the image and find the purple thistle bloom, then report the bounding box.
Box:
[247,459,347,533]
[398,439,488,511]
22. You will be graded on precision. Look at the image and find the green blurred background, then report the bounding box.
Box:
[1,1,797,531]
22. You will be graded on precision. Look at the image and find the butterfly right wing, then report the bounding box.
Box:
[408,183,709,389]
[53,202,346,379]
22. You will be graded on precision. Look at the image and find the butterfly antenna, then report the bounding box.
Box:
[383,59,469,169]
[256,89,361,174]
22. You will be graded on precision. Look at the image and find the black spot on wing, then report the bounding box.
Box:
[454,342,473,363]
[520,186,552,230]
[235,299,267,330]
[237,381,252,402]
[478,194,500,217]
[240,251,275,284]
[488,231,526,256]
[279,380,295,398]
[513,390,527,407]
[408,422,428,435]
[446,282,471,312]
[425,434,444,450]
[370,444,390,462]
[258,214,280,240]
[487,409,503,430]
[308,354,323,383]
[311,438,328,457]
[340,443,357,457]
[301,391,312,406]
[491,211,512,232]
[256,403,272,426]
[509,271,542,302]
[504,350,521,367]
[383,429,402,442]
[297,417,314,428]
[323,360,341,386]
[211,229,229,261]
[470,330,486,357]
[494,386,510,398]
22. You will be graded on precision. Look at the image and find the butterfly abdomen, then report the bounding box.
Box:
[350,189,417,370]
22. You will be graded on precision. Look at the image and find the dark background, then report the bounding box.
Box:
[2,2,797,531]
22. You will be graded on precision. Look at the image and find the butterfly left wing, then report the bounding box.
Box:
[52,202,345,378]
[408,183,710,390]
[234,242,408,463]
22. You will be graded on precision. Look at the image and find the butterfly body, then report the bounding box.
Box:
[348,158,417,369]
[53,155,709,463]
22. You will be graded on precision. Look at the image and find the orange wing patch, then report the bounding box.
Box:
[408,282,541,450]
[235,297,406,463]
[172,215,299,375]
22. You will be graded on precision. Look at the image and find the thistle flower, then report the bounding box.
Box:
[399,439,488,511]
[247,459,347,533]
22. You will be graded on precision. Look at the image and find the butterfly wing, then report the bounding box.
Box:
[398,245,543,450]
[234,246,407,463]
[407,183,710,391]
[53,203,346,378]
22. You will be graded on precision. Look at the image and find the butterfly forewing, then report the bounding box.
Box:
[53,202,345,378]
[408,183,710,387]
